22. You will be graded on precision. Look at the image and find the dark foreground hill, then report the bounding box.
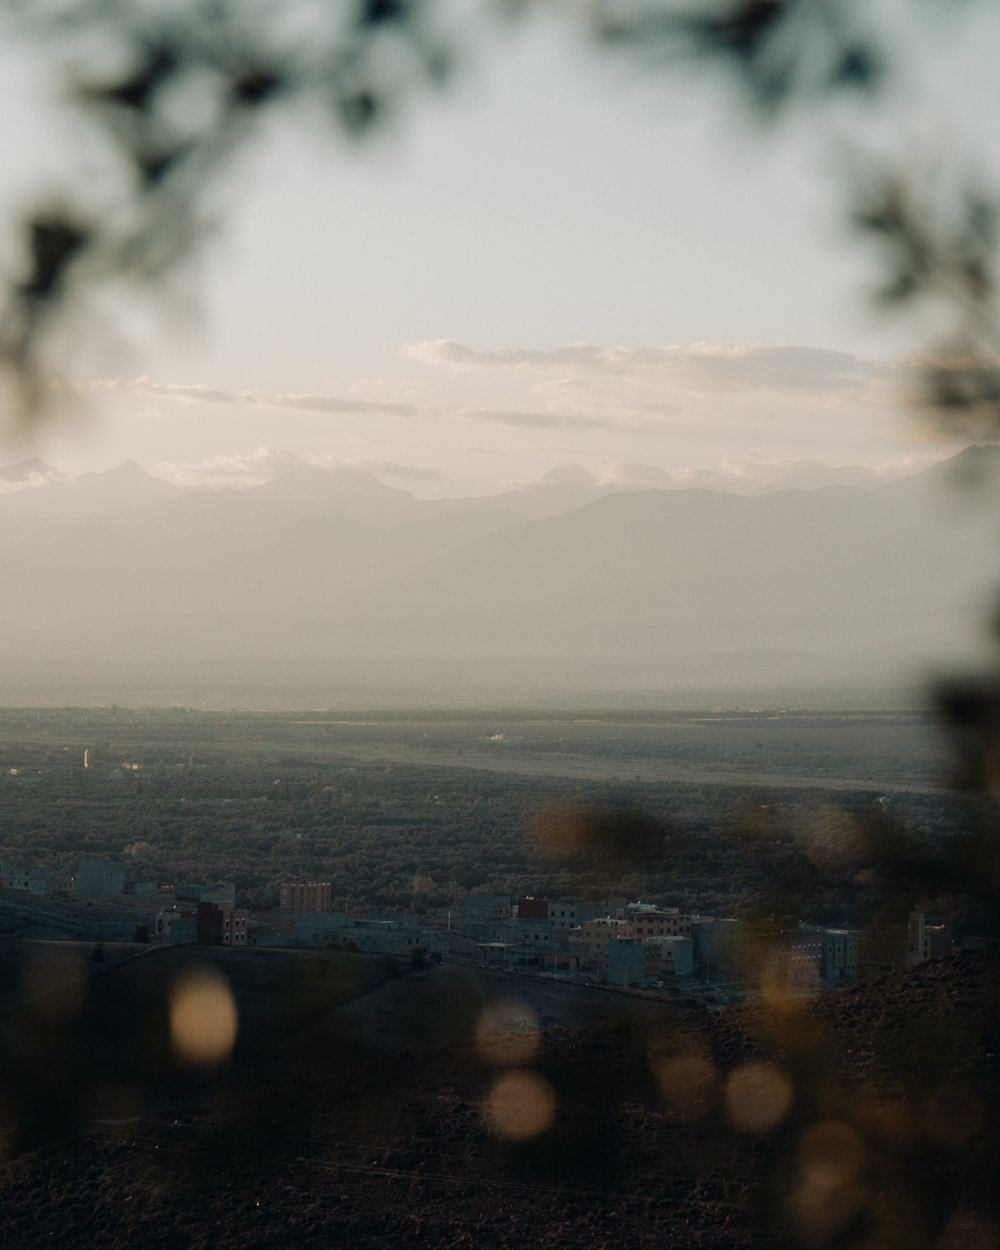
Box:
[0,942,996,1249]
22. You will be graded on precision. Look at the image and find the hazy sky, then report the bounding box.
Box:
[3,2,998,496]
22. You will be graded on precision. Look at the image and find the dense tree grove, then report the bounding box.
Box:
[0,708,985,936]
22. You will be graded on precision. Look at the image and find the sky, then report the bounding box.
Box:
[2,1,998,498]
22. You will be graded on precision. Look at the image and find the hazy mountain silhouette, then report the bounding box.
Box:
[0,459,180,518]
[442,458,917,519]
[336,474,993,664]
[456,463,649,519]
[0,447,991,699]
[0,456,66,488]
[0,452,932,528]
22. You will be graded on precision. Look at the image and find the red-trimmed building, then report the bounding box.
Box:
[280,879,333,914]
[197,900,247,945]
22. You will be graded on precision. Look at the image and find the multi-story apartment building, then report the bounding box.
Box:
[644,935,695,978]
[280,878,332,914]
[607,936,645,987]
[459,894,512,941]
[574,916,629,970]
[822,929,861,983]
[197,899,247,945]
[620,903,694,941]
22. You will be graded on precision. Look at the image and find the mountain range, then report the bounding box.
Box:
[0,447,997,704]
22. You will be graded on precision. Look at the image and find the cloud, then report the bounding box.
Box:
[255,392,418,418]
[665,454,920,492]
[152,448,288,488]
[152,448,445,488]
[591,462,676,489]
[82,374,669,437]
[404,339,891,398]
[89,377,241,405]
[348,378,425,405]
[404,340,606,371]
[0,473,50,497]
[528,375,683,420]
[0,462,65,496]
[873,454,944,479]
[462,443,588,458]
[454,407,661,434]
[83,376,419,418]
[494,454,931,496]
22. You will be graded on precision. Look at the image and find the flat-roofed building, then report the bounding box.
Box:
[607,937,645,987]
[620,905,693,941]
[196,900,247,945]
[645,935,695,978]
[75,857,124,899]
[176,881,235,907]
[1,865,62,895]
[515,896,549,921]
[459,894,512,941]
[822,929,860,983]
[693,917,744,976]
[280,878,332,914]
[907,909,953,964]
[154,908,198,943]
[575,917,629,973]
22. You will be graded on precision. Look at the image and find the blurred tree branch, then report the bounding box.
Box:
[0,0,455,417]
[0,0,996,434]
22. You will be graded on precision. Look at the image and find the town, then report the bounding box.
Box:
[0,855,957,999]
[1,706,977,1018]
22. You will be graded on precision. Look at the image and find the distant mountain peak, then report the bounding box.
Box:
[943,443,1000,477]
[0,457,64,484]
[540,463,597,485]
[76,459,159,483]
[611,462,675,486]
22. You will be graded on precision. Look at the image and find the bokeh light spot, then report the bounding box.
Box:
[798,1120,864,1188]
[787,1175,864,1244]
[726,1062,794,1134]
[483,1069,557,1142]
[864,1096,916,1149]
[169,967,238,1065]
[653,1053,719,1121]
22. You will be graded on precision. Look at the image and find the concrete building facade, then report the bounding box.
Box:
[607,937,645,987]
[75,857,124,899]
[280,879,333,914]
[645,935,695,978]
